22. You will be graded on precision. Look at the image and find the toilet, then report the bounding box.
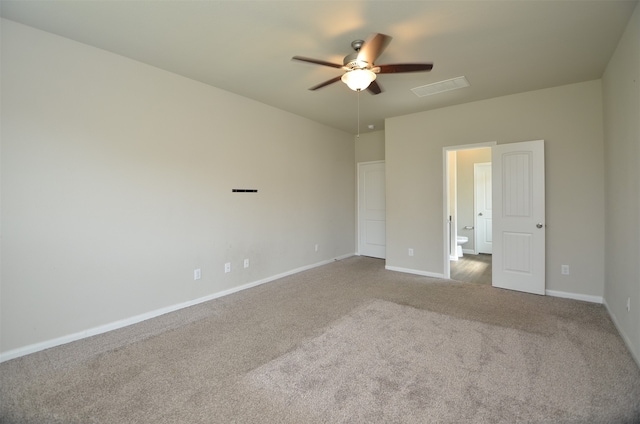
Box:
[456,236,468,257]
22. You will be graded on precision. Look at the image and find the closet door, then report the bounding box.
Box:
[358,161,386,259]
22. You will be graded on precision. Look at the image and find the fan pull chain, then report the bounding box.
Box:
[357,89,361,138]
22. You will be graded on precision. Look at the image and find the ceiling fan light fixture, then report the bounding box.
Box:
[341,69,376,91]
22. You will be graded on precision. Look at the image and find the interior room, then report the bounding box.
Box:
[1,1,639,422]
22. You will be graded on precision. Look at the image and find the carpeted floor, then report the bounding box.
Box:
[1,256,639,423]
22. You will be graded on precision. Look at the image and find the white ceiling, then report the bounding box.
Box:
[1,1,637,134]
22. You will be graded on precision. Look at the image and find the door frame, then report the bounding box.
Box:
[442,142,496,279]
[357,160,386,258]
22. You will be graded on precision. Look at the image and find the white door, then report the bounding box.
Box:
[492,140,545,295]
[475,163,492,254]
[358,161,386,259]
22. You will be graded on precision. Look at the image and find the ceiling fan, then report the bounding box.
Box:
[292,33,433,95]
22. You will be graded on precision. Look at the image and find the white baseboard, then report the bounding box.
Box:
[385,265,445,279]
[384,270,603,304]
[0,253,355,363]
[602,299,640,369]
[545,289,603,304]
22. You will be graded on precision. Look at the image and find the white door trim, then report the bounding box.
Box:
[442,142,497,279]
[448,152,458,261]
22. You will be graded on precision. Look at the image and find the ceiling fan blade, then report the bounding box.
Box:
[367,80,382,95]
[357,33,392,65]
[292,56,343,69]
[309,75,343,90]
[377,63,434,73]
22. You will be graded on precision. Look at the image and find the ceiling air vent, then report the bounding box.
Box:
[411,76,469,97]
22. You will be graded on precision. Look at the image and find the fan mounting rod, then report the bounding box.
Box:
[344,39,373,70]
[351,39,365,51]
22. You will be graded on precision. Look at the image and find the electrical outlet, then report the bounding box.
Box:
[561,265,570,275]
[627,297,631,312]
[194,269,201,280]
[315,244,319,252]
[408,248,414,257]
[244,258,249,268]
[224,263,231,273]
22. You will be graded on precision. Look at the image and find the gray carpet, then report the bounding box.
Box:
[1,256,639,423]
[247,299,611,423]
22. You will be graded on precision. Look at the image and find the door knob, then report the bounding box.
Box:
[478,213,483,216]
[536,223,544,229]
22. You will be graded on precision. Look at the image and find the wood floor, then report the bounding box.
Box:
[450,253,492,285]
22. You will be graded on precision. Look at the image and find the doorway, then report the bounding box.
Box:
[443,140,546,294]
[443,142,495,282]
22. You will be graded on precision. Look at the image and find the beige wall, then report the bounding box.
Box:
[455,148,491,251]
[602,4,640,364]
[355,130,385,163]
[386,80,605,297]
[1,20,355,355]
